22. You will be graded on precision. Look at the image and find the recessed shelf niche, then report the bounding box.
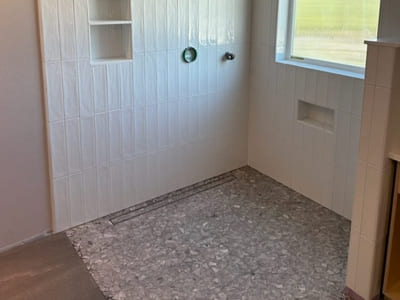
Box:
[297,100,335,133]
[88,0,133,64]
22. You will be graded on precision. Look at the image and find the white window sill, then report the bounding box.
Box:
[276,59,365,80]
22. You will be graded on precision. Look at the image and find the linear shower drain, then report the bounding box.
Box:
[109,172,236,225]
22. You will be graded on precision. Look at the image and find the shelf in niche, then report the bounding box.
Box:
[89,0,131,21]
[88,0,133,64]
[89,23,132,64]
[297,100,335,133]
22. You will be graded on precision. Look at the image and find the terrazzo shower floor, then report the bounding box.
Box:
[67,167,351,300]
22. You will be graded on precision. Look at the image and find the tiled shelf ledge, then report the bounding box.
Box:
[389,152,400,163]
[365,40,400,48]
[90,20,132,25]
[90,57,132,65]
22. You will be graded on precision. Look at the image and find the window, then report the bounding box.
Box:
[281,0,380,73]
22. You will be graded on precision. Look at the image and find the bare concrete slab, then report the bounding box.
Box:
[0,233,105,300]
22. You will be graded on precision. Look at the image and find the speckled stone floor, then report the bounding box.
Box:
[67,167,351,300]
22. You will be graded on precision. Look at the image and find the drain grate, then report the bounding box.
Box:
[109,172,236,225]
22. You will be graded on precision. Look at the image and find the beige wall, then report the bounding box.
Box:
[0,0,51,250]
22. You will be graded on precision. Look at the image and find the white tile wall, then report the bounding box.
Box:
[248,0,364,219]
[346,42,400,300]
[39,0,251,232]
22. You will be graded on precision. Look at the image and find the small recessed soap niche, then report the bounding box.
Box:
[297,100,335,133]
[88,0,133,64]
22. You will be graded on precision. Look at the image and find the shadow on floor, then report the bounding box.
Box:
[0,233,105,300]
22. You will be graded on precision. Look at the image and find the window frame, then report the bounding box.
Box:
[277,0,376,77]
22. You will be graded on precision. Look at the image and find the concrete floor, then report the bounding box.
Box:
[68,167,351,300]
[0,233,104,300]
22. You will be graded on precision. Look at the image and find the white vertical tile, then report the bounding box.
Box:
[78,60,94,117]
[58,0,76,59]
[74,0,90,58]
[50,121,68,178]
[168,101,179,146]
[167,0,178,50]
[62,62,79,119]
[207,47,217,93]
[295,68,306,101]
[189,97,200,141]
[111,162,124,211]
[146,153,160,199]
[178,0,189,49]
[332,112,351,215]
[132,0,145,53]
[69,173,84,226]
[82,168,98,221]
[95,113,109,167]
[208,0,217,46]
[199,0,209,46]
[351,79,365,117]
[97,166,111,215]
[189,59,200,97]
[217,0,228,45]
[365,45,379,85]
[167,50,179,100]
[109,110,123,162]
[304,70,317,103]
[40,0,61,61]
[107,64,121,111]
[133,53,146,107]
[80,117,96,169]
[376,46,396,88]
[361,166,384,242]
[179,59,190,99]
[144,0,156,52]
[199,47,209,94]
[179,100,190,143]
[158,103,169,149]
[134,106,147,154]
[338,77,354,113]
[134,154,147,202]
[123,159,135,207]
[316,72,328,107]
[146,105,159,153]
[46,62,64,122]
[156,0,168,51]
[199,95,209,138]
[145,53,157,105]
[368,86,391,169]
[157,51,168,101]
[358,84,375,162]
[53,177,70,232]
[93,65,107,113]
[66,118,82,174]
[326,74,340,110]
[120,63,133,110]
[122,110,134,158]
[346,228,361,288]
[189,0,199,47]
